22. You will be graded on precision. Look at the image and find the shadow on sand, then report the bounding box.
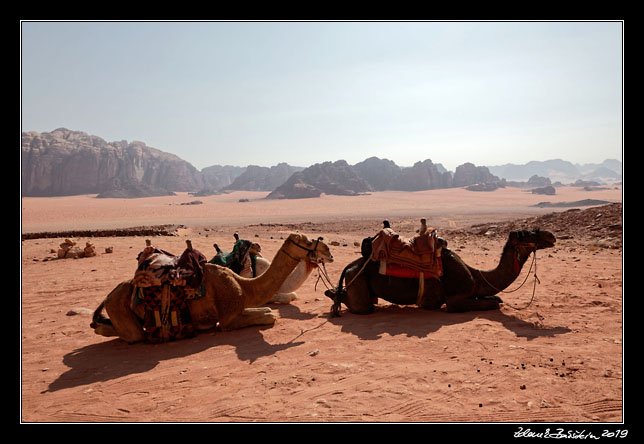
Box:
[44,324,303,394]
[327,304,571,341]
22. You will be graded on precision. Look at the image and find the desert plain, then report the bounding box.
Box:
[20,185,624,424]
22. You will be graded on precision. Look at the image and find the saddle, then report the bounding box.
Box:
[209,238,258,277]
[133,241,206,343]
[370,227,443,279]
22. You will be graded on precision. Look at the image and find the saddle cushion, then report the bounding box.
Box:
[371,228,443,278]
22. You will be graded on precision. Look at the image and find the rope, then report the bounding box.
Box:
[477,248,540,311]
[314,262,336,292]
[344,257,372,289]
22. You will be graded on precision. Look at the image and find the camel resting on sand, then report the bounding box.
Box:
[212,233,316,304]
[91,233,333,343]
[325,228,555,315]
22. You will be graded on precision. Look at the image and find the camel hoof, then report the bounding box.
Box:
[93,324,118,337]
[270,292,296,304]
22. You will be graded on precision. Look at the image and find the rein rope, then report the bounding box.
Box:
[314,262,337,292]
[286,237,337,292]
[477,245,540,311]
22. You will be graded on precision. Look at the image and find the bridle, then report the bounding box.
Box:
[478,241,540,311]
[286,236,327,264]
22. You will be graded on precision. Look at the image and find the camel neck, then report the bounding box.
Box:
[243,244,301,307]
[475,243,534,296]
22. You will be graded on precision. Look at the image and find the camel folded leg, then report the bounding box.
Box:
[445,293,502,313]
[102,281,146,343]
[219,307,277,331]
[269,292,297,304]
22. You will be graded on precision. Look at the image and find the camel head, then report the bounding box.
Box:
[507,229,556,250]
[249,242,262,255]
[285,233,334,264]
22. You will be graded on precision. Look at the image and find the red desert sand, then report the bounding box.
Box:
[21,186,623,422]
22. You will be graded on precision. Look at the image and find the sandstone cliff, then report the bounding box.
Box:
[393,159,453,191]
[452,162,499,188]
[223,163,303,191]
[266,160,372,199]
[352,157,453,191]
[22,129,204,197]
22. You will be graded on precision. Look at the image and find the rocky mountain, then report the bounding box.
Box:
[351,157,454,192]
[22,129,204,197]
[352,157,403,191]
[200,165,246,190]
[223,163,303,191]
[266,160,372,199]
[22,129,621,199]
[486,159,622,184]
[392,159,453,191]
[265,157,499,199]
[452,162,499,188]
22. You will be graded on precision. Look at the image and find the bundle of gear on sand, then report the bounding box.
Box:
[57,239,96,259]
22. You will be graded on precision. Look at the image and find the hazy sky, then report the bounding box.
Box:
[21,21,623,171]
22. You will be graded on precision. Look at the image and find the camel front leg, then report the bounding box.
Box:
[269,292,297,304]
[418,278,444,310]
[219,307,277,331]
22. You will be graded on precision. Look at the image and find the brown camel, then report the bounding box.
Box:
[325,229,555,315]
[91,233,333,343]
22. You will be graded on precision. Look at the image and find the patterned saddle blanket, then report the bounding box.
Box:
[370,228,443,279]
[133,245,206,343]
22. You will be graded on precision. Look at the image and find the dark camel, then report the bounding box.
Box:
[325,229,556,315]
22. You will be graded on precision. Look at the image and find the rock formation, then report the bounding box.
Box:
[352,157,403,191]
[22,129,204,197]
[223,163,303,191]
[266,160,371,199]
[393,159,453,191]
[452,162,499,188]
[199,165,246,190]
[486,159,622,184]
[531,185,556,195]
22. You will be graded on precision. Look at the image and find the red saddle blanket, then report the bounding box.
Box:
[371,228,443,279]
[379,259,443,279]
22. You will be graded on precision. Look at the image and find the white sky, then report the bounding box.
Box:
[20,21,623,171]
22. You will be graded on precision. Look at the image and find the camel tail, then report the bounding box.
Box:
[90,300,112,329]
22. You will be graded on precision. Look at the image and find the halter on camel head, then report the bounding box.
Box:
[288,236,327,264]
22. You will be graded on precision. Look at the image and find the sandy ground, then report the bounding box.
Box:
[20,186,624,424]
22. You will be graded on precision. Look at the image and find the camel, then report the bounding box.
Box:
[212,233,316,304]
[324,228,555,315]
[91,233,333,343]
[255,259,319,304]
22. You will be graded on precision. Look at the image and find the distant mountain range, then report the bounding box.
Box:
[486,159,622,184]
[21,129,622,198]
